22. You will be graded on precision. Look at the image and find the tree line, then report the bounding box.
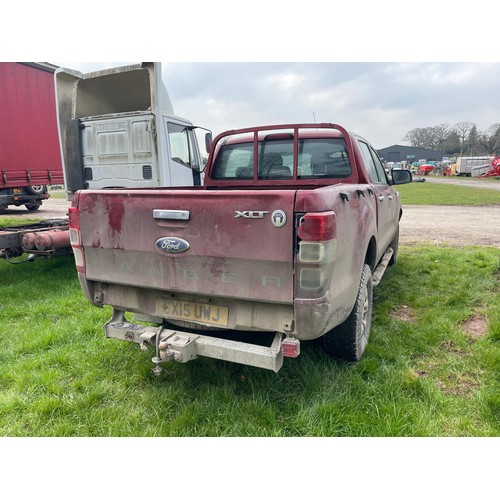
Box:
[404,122,500,156]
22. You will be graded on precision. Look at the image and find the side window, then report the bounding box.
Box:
[358,141,380,182]
[369,147,389,184]
[167,122,192,168]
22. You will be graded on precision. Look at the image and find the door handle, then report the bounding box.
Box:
[378,195,385,202]
[153,209,190,220]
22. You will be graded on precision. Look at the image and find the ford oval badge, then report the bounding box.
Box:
[155,237,190,254]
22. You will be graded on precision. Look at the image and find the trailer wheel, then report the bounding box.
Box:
[25,185,47,195]
[322,264,373,361]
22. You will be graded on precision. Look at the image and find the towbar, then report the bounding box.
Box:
[105,309,286,372]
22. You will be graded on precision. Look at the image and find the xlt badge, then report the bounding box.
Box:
[234,210,269,219]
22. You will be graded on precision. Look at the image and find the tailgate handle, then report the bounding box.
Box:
[153,209,190,221]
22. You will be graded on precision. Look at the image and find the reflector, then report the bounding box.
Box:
[281,337,300,358]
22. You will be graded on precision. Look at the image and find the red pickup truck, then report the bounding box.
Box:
[69,123,411,373]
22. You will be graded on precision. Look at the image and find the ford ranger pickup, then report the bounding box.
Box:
[68,123,412,373]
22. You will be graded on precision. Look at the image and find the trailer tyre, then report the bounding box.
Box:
[25,185,47,195]
[322,264,373,361]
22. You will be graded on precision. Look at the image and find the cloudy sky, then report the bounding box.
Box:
[5,0,498,149]
[52,61,500,150]
[7,0,495,150]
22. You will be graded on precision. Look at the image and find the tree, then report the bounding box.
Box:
[404,124,450,151]
[476,124,500,155]
[403,128,428,148]
[403,127,439,149]
[432,123,450,150]
[453,121,475,156]
[467,125,478,156]
[403,121,499,156]
[440,131,460,155]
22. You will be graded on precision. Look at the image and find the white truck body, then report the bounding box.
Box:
[55,62,202,200]
[456,156,493,176]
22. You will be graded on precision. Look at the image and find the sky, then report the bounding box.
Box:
[5,1,498,151]
[51,61,500,150]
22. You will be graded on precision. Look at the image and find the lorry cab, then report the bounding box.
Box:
[55,62,204,200]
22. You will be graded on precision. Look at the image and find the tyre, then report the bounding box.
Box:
[388,224,399,266]
[25,185,47,195]
[26,202,41,212]
[322,264,373,361]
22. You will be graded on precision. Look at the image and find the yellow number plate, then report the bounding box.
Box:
[156,298,229,327]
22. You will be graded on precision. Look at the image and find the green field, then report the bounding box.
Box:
[396,181,500,205]
[1,247,499,437]
[1,180,499,438]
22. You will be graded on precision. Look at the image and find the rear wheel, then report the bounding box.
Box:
[25,185,47,195]
[26,202,41,211]
[322,264,373,361]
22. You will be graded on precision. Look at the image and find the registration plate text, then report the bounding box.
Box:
[156,299,229,327]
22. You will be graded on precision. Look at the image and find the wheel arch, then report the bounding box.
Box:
[364,236,377,272]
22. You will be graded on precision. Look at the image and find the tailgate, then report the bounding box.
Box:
[78,189,296,304]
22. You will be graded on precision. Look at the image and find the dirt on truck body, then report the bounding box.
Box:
[69,123,412,373]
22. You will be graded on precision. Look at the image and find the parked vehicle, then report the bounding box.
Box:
[419,163,435,175]
[55,62,204,200]
[1,62,208,262]
[0,62,64,212]
[68,123,412,373]
[456,156,493,176]
[480,155,500,177]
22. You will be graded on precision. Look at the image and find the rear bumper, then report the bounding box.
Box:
[78,276,295,334]
[77,273,356,343]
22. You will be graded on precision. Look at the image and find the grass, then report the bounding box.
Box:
[0,217,42,228]
[396,181,500,205]
[47,190,66,199]
[1,247,499,437]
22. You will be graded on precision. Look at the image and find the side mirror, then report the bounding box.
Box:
[205,132,213,154]
[391,169,412,185]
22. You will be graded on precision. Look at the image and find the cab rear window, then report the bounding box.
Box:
[212,138,350,180]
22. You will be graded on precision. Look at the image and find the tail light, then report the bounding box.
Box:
[297,212,336,241]
[68,206,86,273]
[295,211,337,298]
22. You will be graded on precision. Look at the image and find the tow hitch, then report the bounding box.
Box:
[105,309,299,373]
